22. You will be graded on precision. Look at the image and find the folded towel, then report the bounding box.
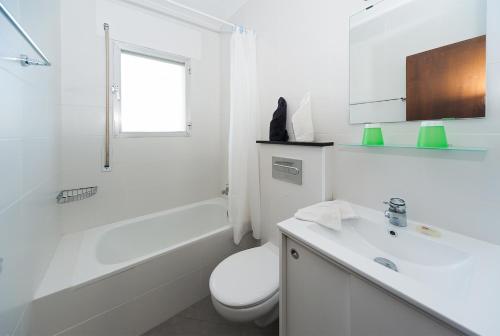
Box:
[294,200,358,231]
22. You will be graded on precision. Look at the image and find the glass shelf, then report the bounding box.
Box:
[338,144,487,152]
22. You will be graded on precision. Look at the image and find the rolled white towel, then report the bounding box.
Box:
[294,200,358,231]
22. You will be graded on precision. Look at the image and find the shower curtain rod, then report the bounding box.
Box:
[160,0,245,30]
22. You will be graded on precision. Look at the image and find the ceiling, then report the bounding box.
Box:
[171,0,249,20]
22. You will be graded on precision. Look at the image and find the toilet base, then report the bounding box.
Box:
[211,292,279,326]
[254,304,279,327]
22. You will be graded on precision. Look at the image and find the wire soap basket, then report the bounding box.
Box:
[57,186,98,204]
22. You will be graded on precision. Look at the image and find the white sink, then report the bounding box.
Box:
[352,217,470,267]
[307,206,474,296]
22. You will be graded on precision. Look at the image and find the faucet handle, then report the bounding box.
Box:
[384,198,406,213]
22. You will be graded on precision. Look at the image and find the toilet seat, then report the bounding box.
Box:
[209,243,279,309]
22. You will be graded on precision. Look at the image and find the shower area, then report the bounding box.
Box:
[0,0,260,335]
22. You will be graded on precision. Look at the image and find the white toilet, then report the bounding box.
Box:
[209,242,279,327]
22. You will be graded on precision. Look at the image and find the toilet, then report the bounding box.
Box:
[209,242,279,327]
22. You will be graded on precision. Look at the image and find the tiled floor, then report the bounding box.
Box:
[142,296,279,336]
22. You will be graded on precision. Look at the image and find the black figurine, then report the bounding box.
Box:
[269,97,289,141]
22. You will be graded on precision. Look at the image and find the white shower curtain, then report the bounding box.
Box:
[229,29,262,245]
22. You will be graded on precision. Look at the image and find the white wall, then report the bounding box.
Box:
[231,0,500,245]
[60,0,226,234]
[0,0,61,334]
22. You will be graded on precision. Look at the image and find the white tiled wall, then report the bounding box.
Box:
[0,0,61,335]
[232,0,500,245]
[59,0,226,234]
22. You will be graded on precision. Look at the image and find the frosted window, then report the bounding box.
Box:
[120,51,187,133]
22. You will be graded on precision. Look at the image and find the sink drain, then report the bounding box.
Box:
[374,257,398,272]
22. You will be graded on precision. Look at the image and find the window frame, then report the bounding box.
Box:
[112,42,192,138]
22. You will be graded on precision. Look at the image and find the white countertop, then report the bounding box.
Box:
[278,204,500,336]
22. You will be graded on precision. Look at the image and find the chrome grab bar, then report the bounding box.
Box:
[103,23,111,172]
[0,2,51,66]
[273,162,300,175]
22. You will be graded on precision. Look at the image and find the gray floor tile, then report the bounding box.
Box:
[143,316,202,336]
[200,321,242,336]
[178,304,201,321]
[142,296,279,336]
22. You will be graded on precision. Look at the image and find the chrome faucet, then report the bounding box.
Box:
[384,198,407,227]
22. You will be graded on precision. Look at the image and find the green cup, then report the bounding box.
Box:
[362,124,384,146]
[417,121,448,148]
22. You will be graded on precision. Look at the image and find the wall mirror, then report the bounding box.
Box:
[349,0,487,124]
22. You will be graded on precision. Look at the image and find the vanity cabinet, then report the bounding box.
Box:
[284,239,350,336]
[280,236,465,336]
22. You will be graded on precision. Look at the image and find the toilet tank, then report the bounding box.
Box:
[257,142,334,246]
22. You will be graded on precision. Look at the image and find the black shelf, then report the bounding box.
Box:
[256,140,334,147]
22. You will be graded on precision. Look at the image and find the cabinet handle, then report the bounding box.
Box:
[290,248,299,260]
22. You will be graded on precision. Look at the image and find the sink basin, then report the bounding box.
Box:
[352,217,470,267]
[307,207,473,295]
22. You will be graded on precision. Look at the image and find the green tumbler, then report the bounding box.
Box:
[417,121,448,148]
[362,124,384,146]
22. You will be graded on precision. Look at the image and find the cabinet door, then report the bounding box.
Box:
[285,239,350,336]
[350,276,464,336]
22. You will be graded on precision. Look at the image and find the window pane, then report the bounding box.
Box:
[120,51,186,133]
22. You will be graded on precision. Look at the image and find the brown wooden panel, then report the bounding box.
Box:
[406,35,486,121]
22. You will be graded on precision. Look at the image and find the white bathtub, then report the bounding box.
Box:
[74,198,231,287]
[32,198,255,336]
[97,200,228,264]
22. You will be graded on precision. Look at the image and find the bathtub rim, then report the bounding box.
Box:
[87,197,228,238]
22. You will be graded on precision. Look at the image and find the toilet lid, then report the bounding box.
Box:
[209,243,279,308]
